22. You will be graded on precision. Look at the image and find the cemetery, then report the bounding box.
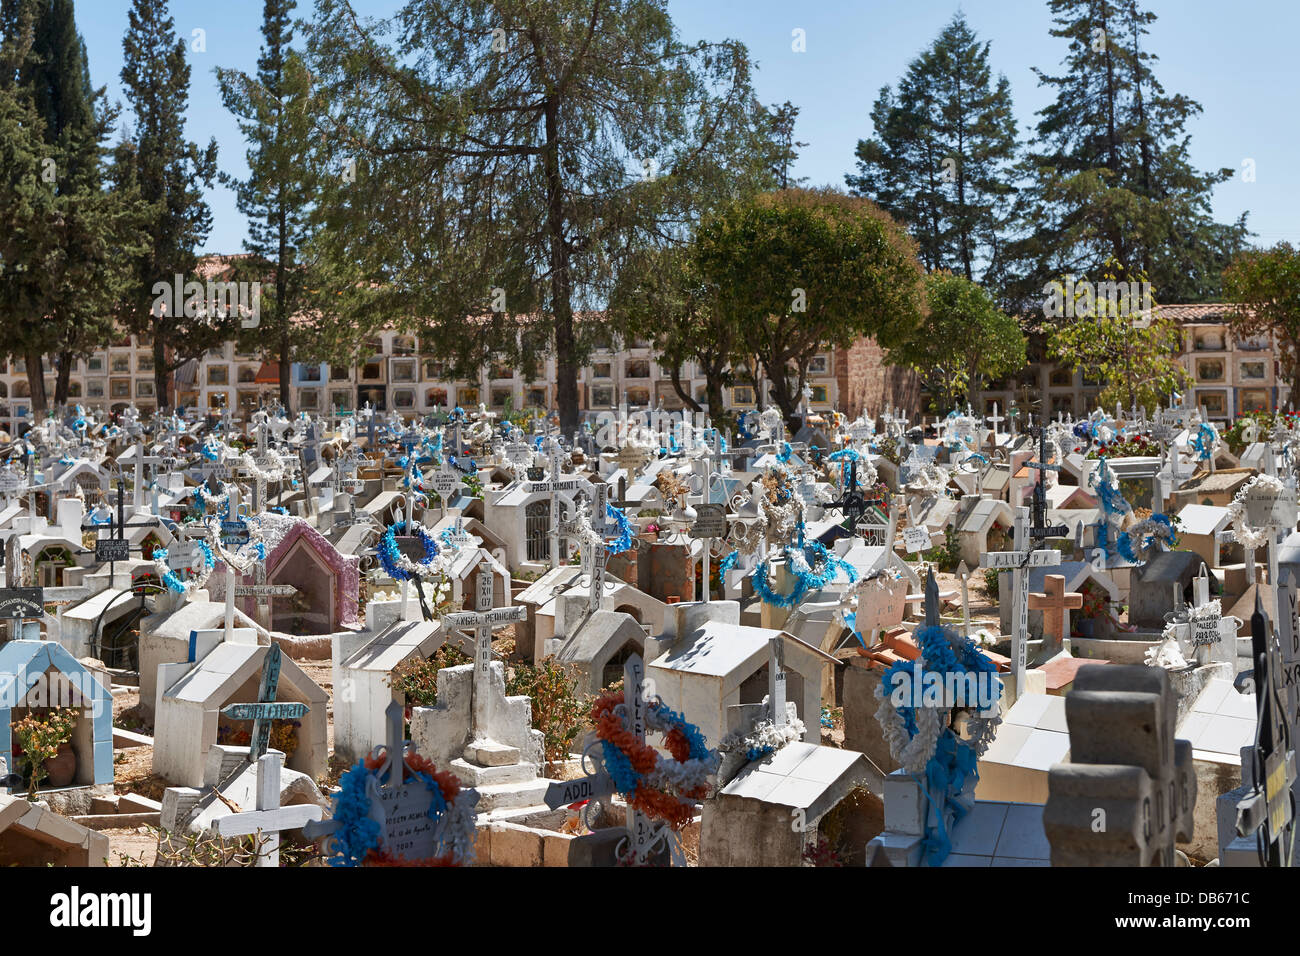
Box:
[4,2,1300,920]
[0,387,1295,876]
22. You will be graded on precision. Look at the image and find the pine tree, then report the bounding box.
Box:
[25,0,145,410]
[216,0,318,413]
[1002,0,1249,309]
[119,0,222,409]
[846,13,1018,282]
[0,0,145,415]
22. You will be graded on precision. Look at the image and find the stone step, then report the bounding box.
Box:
[475,778,552,812]
[464,740,521,767]
[448,758,538,788]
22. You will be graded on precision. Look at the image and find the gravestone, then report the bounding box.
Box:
[1042,665,1196,865]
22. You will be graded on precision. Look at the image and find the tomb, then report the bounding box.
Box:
[1043,665,1196,865]
[645,601,835,750]
[0,792,109,866]
[153,632,328,787]
[1128,551,1214,629]
[0,640,114,803]
[553,609,646,694]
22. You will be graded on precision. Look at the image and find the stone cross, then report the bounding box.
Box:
[1028,574,1083,655]
[1043,664,1196,865]
[980,507,1061,694]
[214,749,322,867]
[441,584,526,744]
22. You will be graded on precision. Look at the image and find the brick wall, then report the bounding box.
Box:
[835,337,921,420]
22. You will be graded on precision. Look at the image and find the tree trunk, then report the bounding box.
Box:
[542,96,579,433]
[670,362,701,412]
[53,351,73,408]
[153,335,169,413]
[279,325,292,414]
[24,350,47,416]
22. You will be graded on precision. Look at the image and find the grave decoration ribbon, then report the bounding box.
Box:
[377,520,445,581]
[750,540,857,608]
[872,620,1002,867]
[718,697,806,769]
[1117,513,1178,564]
[153,539,216,595]
[1089,456,1131,563]
[776,441,793,464]
[1226,473,1286,551]
[605,504,634,555]
[591,690,719,831]
[1190,421,1219,462]
[327,751,476,867]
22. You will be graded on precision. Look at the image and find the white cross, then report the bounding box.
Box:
[441,585,525,742]
[980,507,1060,692]
[214,750,322,867]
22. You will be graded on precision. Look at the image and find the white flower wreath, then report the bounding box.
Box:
[1226,473,1287,551]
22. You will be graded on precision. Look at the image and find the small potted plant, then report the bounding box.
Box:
[12,708,79,800]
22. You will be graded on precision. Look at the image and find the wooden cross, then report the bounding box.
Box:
[214,749,322,867]
[220,643,309,762]
[1028,574,1083,649]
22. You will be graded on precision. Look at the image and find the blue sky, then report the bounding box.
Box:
[74,0,1298,257]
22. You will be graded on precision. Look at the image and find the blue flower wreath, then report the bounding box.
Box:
[1116,513,1178,564]
[159,539,215,594]
[750,541,858,608]
[1191,422,1217,461]
[828,447,862,488]
[378,520,442,581]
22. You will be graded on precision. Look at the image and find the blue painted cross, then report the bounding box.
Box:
[220,643,308,762]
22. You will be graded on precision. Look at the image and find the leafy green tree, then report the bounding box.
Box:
[695,187,924,430]
[216,0,318,412]
[1045,261,1188,412]
[302,0,760,431]
[1002,0,1249,309]
[118,0,223,409]
[846,13,1017,283]
[891,272,1025,412]
[1222,243,1300,401]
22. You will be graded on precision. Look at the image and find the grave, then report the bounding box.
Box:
[645,601,834,751]
[0,640,114,808]
[153,633,328,787]
[0,792,109,866]
[1043,665,1196,865]
[1129,550,1214,629]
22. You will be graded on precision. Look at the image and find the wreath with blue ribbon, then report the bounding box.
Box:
[378,520,442,581]
[750,540,858,608]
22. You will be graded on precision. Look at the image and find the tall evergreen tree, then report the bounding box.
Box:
[0,0,145,415]
[846,13,1017,282]
[1002,0,1249,309]
[25,0,145,409]
[119,0,222,409]
[217,0,318,412]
